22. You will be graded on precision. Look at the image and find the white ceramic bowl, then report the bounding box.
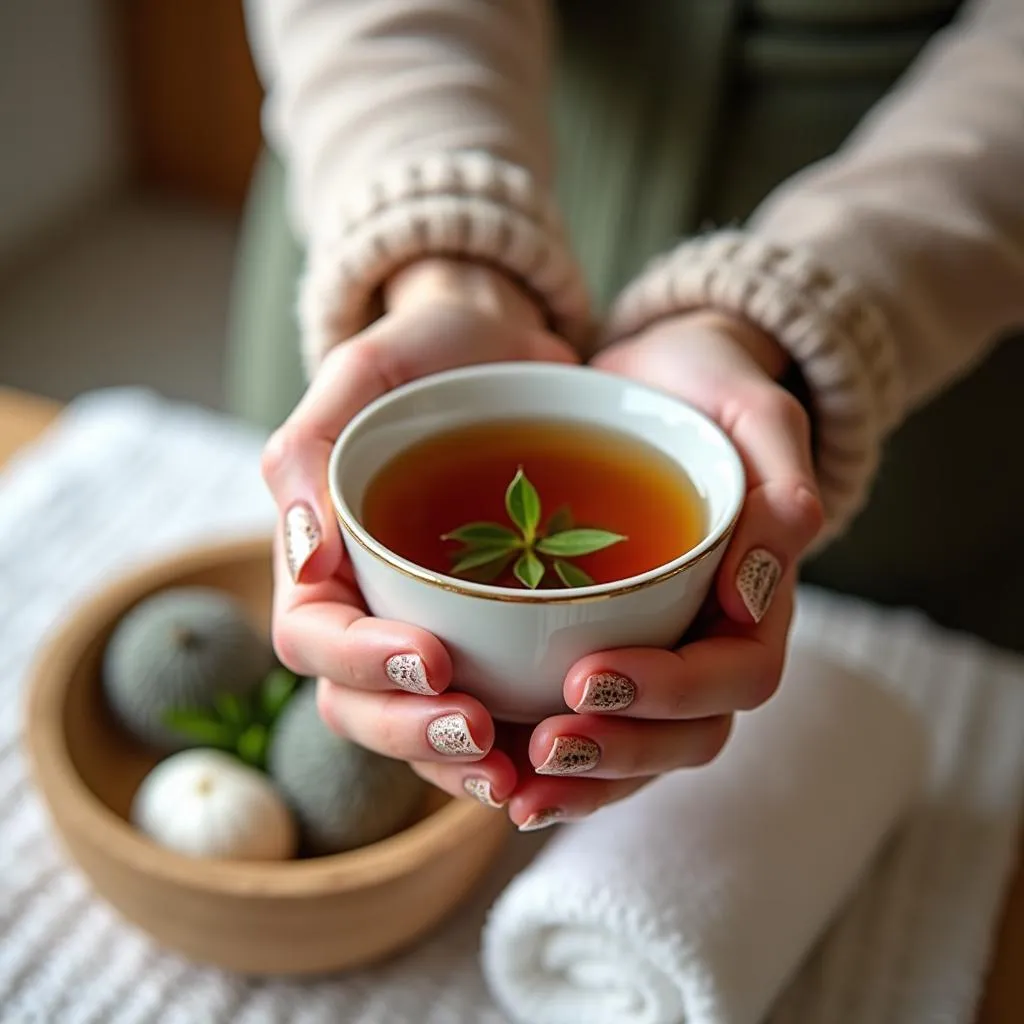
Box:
[329,363,744,722]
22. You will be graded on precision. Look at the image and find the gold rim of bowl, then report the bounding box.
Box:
[332,506,741,605]
[327,364,746,605]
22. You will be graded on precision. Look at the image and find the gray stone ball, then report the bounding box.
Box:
[268,680,426,855]
[103,586,273,751]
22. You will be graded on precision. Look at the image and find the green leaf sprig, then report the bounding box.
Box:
[162,667,300,770]
[442,468,626,589]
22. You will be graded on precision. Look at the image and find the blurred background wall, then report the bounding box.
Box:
[0,0,263,410]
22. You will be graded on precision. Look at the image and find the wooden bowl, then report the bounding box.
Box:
[24,536,509,975]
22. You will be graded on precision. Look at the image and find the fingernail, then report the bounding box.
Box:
[385,653,435,695]
[284,502,321,583]
[736,547,782,623]
[575,673,636,713]
[463,777,504,809]
[518,809,565,832]
[427,713,484,757]
[536,736,600,776]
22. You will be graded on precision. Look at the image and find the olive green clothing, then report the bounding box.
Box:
[227,1,1024,650]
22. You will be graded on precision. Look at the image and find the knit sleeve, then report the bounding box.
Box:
[607,0,1024,536]
[244,0,590,374]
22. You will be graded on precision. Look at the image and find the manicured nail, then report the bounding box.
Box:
[518,809,565,832]
[284,502,321,583]
[463,777,504,809]
[736,547,782,623]
[575,673,636,713]
[426,713,484,757]
[536,736,600,776]
[385,653,434,695]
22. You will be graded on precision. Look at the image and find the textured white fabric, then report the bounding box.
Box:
[2,389,1023,1024]
[482,653,927,1024]
[296,154,592,373]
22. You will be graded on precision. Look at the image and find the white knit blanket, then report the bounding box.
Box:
[1,389,1022,1024]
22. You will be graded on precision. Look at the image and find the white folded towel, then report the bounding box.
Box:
[482,648,928,1024]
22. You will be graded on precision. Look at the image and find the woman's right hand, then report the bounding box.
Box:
[260,258,579,809]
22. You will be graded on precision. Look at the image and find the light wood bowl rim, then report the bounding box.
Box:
[24,534,499,898]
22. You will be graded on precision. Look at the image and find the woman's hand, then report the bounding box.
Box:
[261,259,578,809]
[500,310,825,828]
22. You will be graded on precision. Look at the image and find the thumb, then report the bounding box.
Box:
[716,386,824,625]
[261,308,576,585]
[262,426,341,587]
[260,324,400,588]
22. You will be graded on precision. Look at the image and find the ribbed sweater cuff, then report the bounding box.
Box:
[298,151,591,375]
[607,231,904,535]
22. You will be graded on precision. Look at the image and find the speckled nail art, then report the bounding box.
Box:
[463,777,504,809]
[284,502,321,583]
[536,736,600,776]
[576,673,636,713]
[427,713,484,756]
[385,653,433,695]
[736,548,782,623]
[518,809,564,832]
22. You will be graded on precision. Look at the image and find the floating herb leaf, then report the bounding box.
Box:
[506,468,541,543]
[442,468,627,590]
[442,523,521,546]
[554,559,595,588]
[465,552,516,584]
[537,528,627,558]
[514,550,546,589]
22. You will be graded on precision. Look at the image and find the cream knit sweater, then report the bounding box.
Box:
[244,0,1024,533]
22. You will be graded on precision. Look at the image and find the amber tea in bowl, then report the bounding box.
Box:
[329,363,745,722]
[362,419,705,590]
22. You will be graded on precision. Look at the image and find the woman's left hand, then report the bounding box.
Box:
[499,310,825,828]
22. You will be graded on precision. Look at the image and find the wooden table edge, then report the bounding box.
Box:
[0,387,61,466]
